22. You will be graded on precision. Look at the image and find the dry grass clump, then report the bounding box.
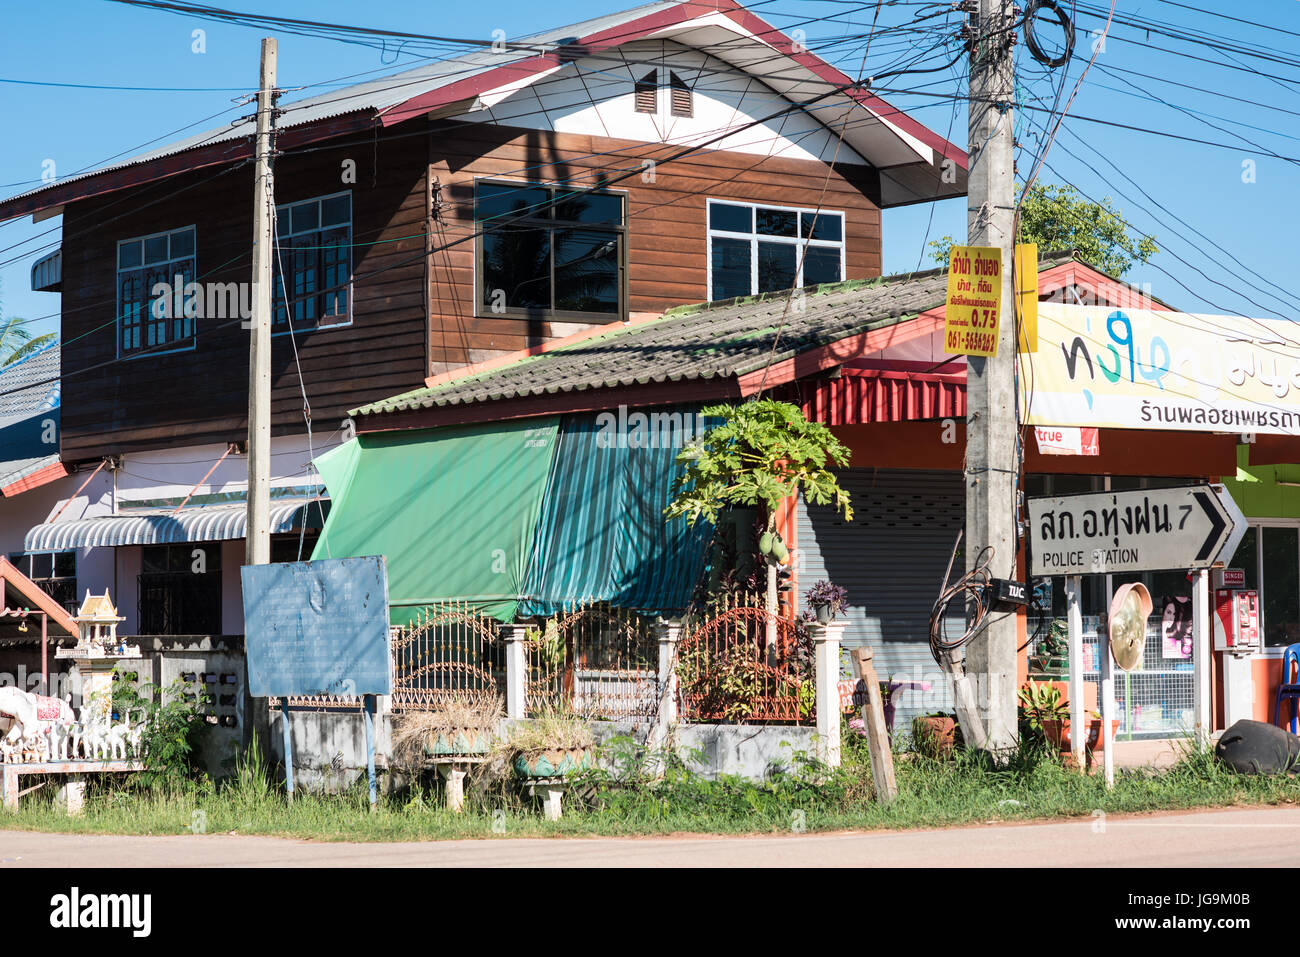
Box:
[501,706,595,755]
[391,695,504,767]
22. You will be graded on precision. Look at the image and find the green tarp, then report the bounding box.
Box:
[312,419,559,624]
[518,410,714,615]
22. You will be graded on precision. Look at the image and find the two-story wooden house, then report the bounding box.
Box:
[0,0,965,641]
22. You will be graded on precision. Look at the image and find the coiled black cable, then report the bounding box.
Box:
[1024,0,1076,68]
[928,531,996,665]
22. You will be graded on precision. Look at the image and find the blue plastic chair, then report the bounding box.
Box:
[1272,644,1300,734]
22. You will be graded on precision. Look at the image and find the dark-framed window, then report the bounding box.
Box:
[706,199,845,300]
[7,551,76,614]
[117,225,196,357]
[137,544,221,636]
[273,191,352,330]
[475,180,627,322]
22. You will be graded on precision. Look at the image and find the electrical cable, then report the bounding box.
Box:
[1022,0,1075,68]
[929,531,995,665]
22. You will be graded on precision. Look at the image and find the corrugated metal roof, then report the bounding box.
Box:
[24,498,328,551]
[0,453,62,493]
[352,252,1091,419]
[0,0,967,220]
[353,271,953,416]
[0,2,683,214]
[0,343,59,424]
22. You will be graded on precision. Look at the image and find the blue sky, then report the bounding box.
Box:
[1,0,1298,343]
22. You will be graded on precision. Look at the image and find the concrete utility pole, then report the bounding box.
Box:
[963,0,1019,753]
[246,37,277,568]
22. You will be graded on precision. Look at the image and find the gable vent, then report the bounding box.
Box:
[669,72,693,118]
[634,70,657,113]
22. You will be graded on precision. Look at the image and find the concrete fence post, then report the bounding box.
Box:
[809,620,845,767]
[499,623,530,720]
[651,618,683,748]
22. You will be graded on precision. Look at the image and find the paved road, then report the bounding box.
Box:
[2,805,1299,866]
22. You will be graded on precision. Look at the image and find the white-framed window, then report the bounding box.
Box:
[706,199,845,301]
[117,225,196,357]
[273,191,352,330]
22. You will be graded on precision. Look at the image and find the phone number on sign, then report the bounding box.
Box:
[946,330,997,353]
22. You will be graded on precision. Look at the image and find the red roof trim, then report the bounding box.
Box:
[1,2,964,222]
[713,0,968,170]
[1,460,68,498]
[381,0,966,169]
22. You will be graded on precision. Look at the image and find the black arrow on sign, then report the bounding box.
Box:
[1194,489,1227,562]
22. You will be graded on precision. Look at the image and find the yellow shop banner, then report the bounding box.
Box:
[1022,302,1300,435]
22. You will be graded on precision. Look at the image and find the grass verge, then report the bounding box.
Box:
[2,732,1297,842]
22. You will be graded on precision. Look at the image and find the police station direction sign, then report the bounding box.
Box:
[1028,484,1246,576]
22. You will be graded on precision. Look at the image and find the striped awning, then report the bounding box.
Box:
[24,498,328,552]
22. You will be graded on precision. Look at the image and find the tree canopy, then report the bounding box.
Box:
[929,182,1158,278]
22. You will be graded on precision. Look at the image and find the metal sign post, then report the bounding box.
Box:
[363,695,378,812]
[1065,576,1085,768]
[281,697,294,802]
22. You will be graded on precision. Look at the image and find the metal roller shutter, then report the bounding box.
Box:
[797,469,964,727]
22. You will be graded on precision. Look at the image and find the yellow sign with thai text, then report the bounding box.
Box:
[1023,302,1300,436]
[944,245,1002,357]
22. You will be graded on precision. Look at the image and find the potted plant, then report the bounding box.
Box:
[913,712,959,758]
[1082,710,1123,754]
[506,707,596,779]
[1018,680,1070,749]
[806,579,848,624]
[391,696,504,764]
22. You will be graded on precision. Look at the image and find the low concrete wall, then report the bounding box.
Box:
[267,711,819,791]
[268,708,392,793]
[676,724,820,779]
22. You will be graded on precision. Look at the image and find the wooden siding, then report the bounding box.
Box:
[59,129,429,460]
[56,117,884,458]
[426,120,884,371]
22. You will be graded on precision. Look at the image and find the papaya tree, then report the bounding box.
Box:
[665,399,852,623]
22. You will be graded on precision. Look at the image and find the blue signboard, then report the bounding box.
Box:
[241,555,392,697]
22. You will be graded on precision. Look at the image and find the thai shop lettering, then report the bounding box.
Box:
[1058,310,1171,389]
[1059,308,1300,401]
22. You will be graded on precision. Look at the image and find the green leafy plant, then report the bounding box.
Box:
[664,399,852,534]
[1018,680,1069,734]
[929,182,1158,278]
[112,671,211,790]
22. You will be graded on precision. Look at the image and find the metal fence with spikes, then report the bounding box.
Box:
[522,601,660,720]
[675,592,814,724]
[389,601,504,712]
